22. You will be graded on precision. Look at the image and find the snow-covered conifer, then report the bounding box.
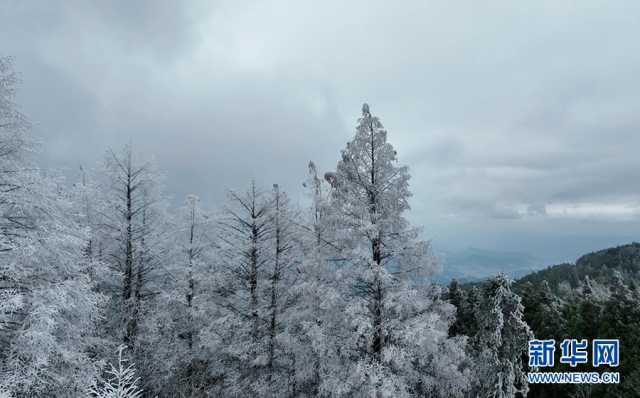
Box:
[206,181,272,394]
[473,274,533,398]
[89,345,143,398]
[0,55,102,397]
[319,103,467,397]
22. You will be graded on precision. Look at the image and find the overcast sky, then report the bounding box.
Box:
[3,1,640,265]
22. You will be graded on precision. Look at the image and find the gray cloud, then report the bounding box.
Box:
[2,0,640,265]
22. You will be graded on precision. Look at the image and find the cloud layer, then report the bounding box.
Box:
[3,0,639,264]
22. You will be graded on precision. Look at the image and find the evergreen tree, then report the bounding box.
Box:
[283,161,347,396]
[147,194,216,397]
[520,281,570,398]
[96,145,167,349]
[594,272,640,397]
[574,277,603,341]
[254,185,303,396]
[209,181,272,395]
[89,345,143,398]
[473,274,533,398]
[0,56,102,397]
[91,145,171,393]
[322,104,468,397]
[447,279,467,337]
[520,280,565,340]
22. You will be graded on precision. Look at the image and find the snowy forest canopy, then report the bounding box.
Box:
[1,55,639,398]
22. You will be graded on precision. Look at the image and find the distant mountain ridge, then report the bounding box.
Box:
[515,242,640,292]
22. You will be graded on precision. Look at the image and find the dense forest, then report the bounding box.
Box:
[449,242,640,397]
[0,55,637,398]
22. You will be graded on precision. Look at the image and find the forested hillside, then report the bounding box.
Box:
[520,243,640,397]
[451,243,640,397]
[516,243,640,292]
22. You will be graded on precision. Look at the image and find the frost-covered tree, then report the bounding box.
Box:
[319,103,468,397]
[0,173,103,396]
[0,56,102,397]
[520,280,565,340]
[0,57,32,359]
[277,161,348,396]
[0,57,31,252]
[96,145,167,348]
[206,181,272,394]
[206,182,308,396]
[594,271,640,398]
[150,194,216,397]
[87,145,175,396]
[170,195,215,355]
[89,345,143,398]
[330,102,426,358]
[245,184,305,396]
[265,185,298,370]
[301,161,335,250]
[473,274,533,398]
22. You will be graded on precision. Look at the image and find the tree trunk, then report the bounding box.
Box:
[250,224,259,338]
[187,203,195,350]
[123,166,135,348]
[368,117,384,361]
[371,238,383,362]
[268,187,281,369]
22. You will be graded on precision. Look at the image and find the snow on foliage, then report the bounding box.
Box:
[1,54,534,398]
[89,345,143,398]
[0,56,102,397]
